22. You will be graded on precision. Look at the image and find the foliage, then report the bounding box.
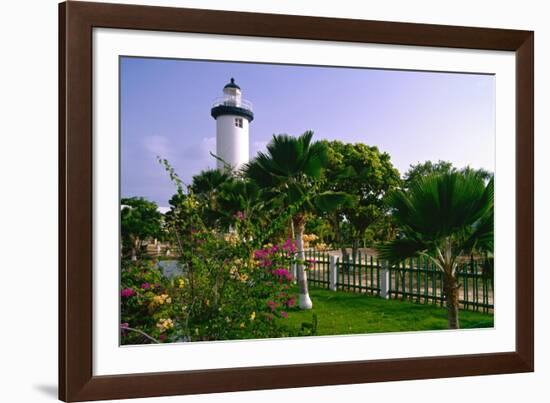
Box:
[121,197,163,260]
[119,158,317,344]
[120,239,307,343]
[403,160,493,189]
[377,171,494,329]
[189,168,231,226]
[320,140,401,254]
[191,168,231,196]
[215,179,264,232]
[245,131,353,309]
[120,259,175,344]
[120,141,496,340]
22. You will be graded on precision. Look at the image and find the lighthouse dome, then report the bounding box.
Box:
[223,77,241,90]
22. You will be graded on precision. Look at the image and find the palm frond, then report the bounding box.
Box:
[389,172,492,239]
[376,238,429,265]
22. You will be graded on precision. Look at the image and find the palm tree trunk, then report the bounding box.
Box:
[444,273,460,329]
[294,215,312,310]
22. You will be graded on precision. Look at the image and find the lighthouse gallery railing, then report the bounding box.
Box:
[211,97,253,112]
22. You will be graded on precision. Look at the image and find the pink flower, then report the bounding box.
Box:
[159,334,166,341]
[254,249,268,259]
[272,268,293,282]
[286,297,296,308]
[282,239,297,254]
[267,300,277,311]
[121,288,135,298]
[259,258,273,267]
[120,323,129,329]
[234,211,246,220]
[280,311,288,319]
[141,282,150,290]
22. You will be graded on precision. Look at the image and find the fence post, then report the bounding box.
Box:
[291,262,297,284]
[379,260,390,299]
[329,255,338,291]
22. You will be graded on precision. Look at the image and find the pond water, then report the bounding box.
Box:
[157,260,183,278]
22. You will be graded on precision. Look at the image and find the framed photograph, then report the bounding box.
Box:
[59,1,534,401]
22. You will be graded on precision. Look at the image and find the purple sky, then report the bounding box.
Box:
[121,57,495,207]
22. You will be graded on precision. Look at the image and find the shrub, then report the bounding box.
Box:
[120,238,302,343]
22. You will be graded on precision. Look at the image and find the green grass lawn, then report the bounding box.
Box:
[282,287,494,335]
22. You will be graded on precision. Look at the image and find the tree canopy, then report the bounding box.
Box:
[121,197,163,260]
[403,160,493,189]
[319,140,401,254]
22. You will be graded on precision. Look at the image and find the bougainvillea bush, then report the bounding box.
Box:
[120,159,315,344]
[120,238,303,344]
[120,259,178,344]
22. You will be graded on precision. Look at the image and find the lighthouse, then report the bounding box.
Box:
[211,78,254,172]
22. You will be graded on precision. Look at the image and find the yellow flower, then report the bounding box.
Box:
[156,318,174,333]
[151,294,171,307]
[240,274,249,282]
[178,279,185,288]
[249,311,256,321]
[240,322,245,328]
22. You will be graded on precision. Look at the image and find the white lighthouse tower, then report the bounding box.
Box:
[211,78,254,172]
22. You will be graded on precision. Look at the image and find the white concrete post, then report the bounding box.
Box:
[329,255,338,291]
[379,260,390,299]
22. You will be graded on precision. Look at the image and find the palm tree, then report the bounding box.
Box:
[190,169,231,226]
[215,179,263,231]
[377,172,493,329]
[245,131,352,309]
[191,169,230,198]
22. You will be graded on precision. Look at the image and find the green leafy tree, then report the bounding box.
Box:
[121,197,163,261]
[321,141,401,258]
[404,160,492,189]
[377,172,494,329]
[245,131,352,310]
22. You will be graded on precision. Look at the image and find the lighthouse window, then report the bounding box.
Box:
[235,118,243,128]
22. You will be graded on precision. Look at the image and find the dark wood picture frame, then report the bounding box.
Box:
[59,1,534,401]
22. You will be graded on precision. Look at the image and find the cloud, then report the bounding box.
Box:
[143,135,172,160]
